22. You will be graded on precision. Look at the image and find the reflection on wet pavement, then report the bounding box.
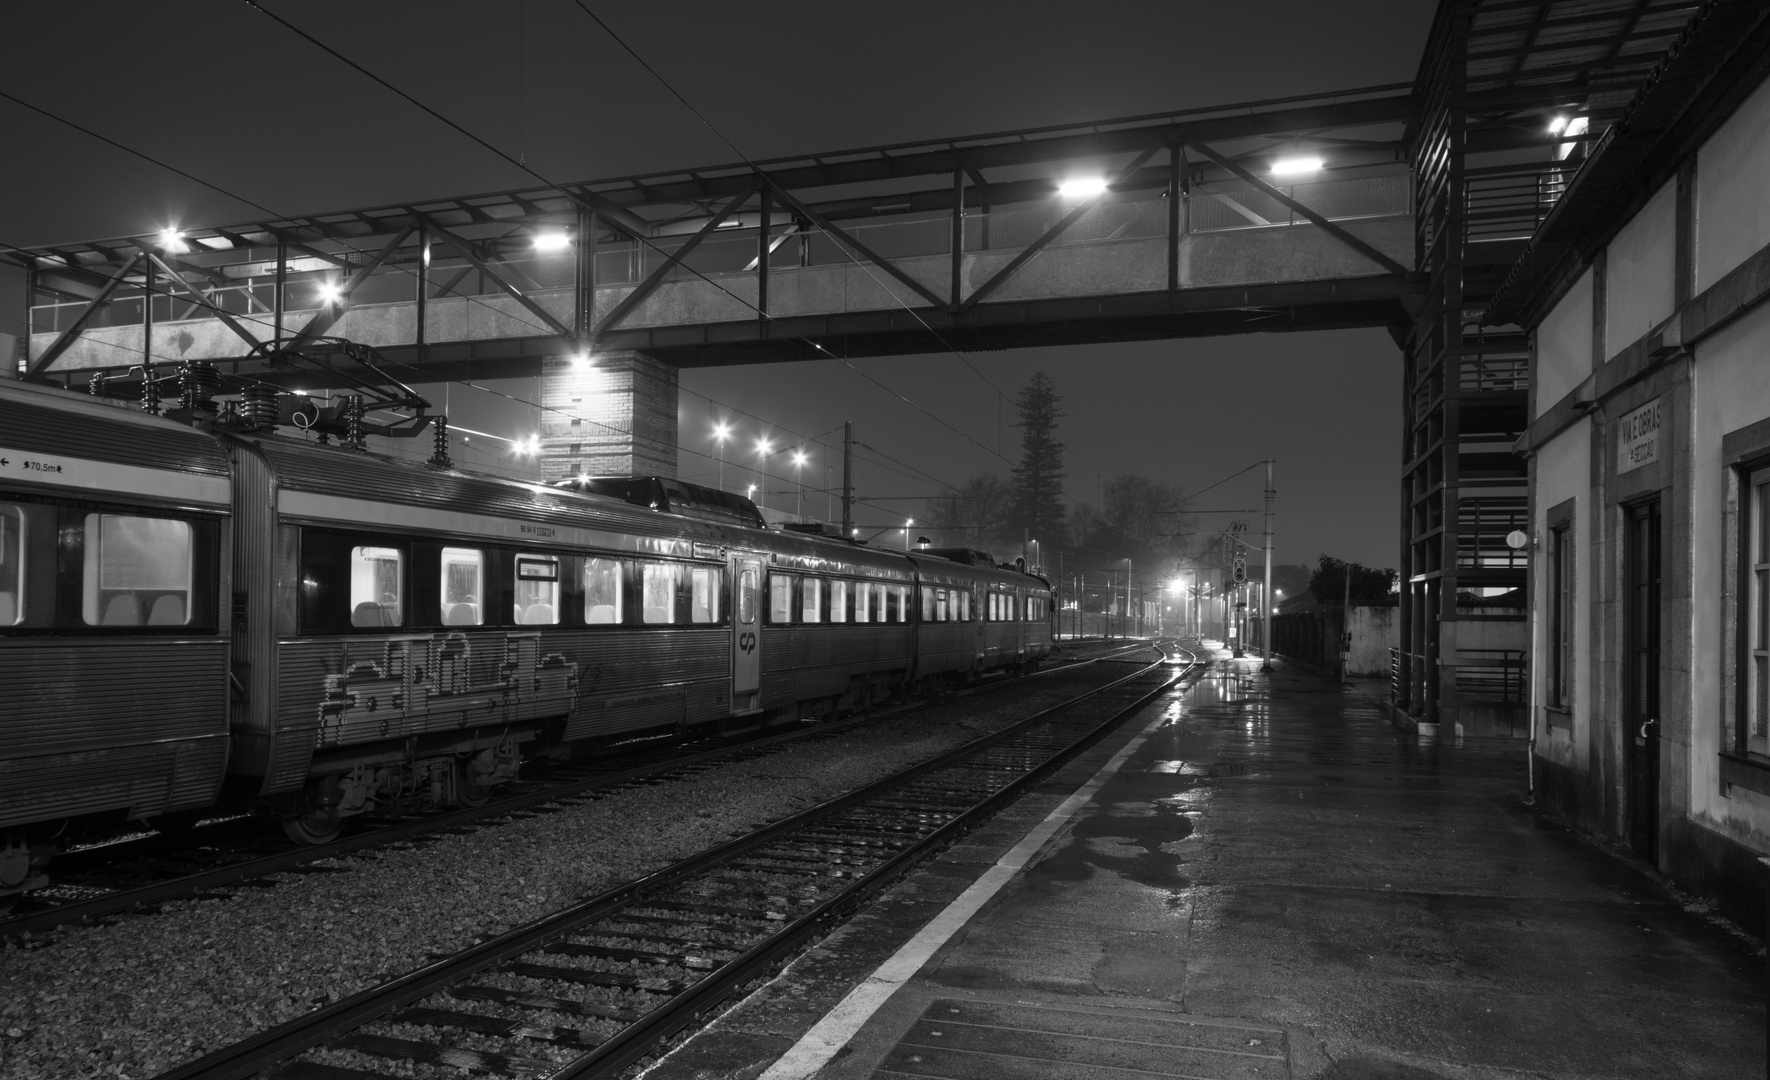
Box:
[925,647,1764,1079]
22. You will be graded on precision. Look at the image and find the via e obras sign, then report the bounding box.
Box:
[1617,397,1661,474]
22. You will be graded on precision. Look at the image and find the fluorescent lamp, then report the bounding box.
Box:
[532,232,571,252]
[1057,178,1108,199]
[1270,156,1324,176]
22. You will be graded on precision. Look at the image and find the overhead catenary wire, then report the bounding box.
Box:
[242,0,1022,475]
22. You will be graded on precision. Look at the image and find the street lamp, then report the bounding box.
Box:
[791,448,809,521]
[711,421,732,491]
[753,437,773,512]
[903,518,914,551]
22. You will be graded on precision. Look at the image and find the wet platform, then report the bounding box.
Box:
[648,646,1765,1079]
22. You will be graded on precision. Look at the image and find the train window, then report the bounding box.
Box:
[344,545,403,627]
[690,567,719,624]
[853,579,871,623]
[828,580,847,623]
[921,587,934,621]
[801,577,823,623]
[874,583,888,622]
[958,589,971,622]
[642,562,679,624]
[738,568,758,623]
[0,502,22,626]
[514,553,559,625]
[770,573,794,623]
[584,557,623,624]
[440,547,483,626]
[895,585,910,623]
[81,513,193,627]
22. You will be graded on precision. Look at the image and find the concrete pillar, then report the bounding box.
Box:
[538,350,678,481]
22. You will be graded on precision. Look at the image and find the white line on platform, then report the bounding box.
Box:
[753,698,1180,1080]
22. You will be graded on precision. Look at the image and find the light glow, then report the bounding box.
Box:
[712,421,731,442]
[1057,177,1108,199]
[1270,156,1324,176]
[791,450,809,468]
[570,350,593,369]
[1547,115,1569,136]
[316,280,344,305]
[157,228,187,252]
[532,231,571,252]
[755,437,772,455]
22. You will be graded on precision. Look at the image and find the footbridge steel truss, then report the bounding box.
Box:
[13,84,1421,382]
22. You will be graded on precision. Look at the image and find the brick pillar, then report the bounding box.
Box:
[538,350,678,481]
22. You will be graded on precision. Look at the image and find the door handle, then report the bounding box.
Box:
[1639,718,1656,739]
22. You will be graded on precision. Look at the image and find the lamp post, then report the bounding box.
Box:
[791,448,809,521]
[753,437,773,513]
[903,518,914,551]
[712,422,731,491]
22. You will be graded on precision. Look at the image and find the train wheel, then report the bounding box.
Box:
[281,810,344,846]
[454,761,492,809]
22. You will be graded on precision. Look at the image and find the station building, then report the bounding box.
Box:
[1503,23,1770,927]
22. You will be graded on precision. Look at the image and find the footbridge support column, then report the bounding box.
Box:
[538,350,678,482]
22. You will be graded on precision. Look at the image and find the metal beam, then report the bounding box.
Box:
[960,142,1164,313]
[764,185,948,311]
[288,225,416,345]
[27,252,142,376]
[141,250,264,350]
[593,190,751,336]
[424,221,574,340]
[1185,140,1413,279]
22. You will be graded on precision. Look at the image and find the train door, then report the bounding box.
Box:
[730,553,763,715]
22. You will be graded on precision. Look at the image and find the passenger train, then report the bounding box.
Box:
[0,376,1053,899]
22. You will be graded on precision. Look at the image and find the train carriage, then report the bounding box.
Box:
[0,379,233,899]
[1,376,1062,867]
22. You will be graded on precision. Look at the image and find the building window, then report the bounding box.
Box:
[1747,465,1770,755]
[1549,523,1572,709]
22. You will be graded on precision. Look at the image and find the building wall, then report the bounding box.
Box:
[1535,268,1593,413]
[1533,414,1592,771]
[1690,300,1770,846]
[1524,64,1770,933]
[1604,180,1677,358]
[1696,74,1770,294]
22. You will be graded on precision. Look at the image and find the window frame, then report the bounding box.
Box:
[439,545,485,627]
[0,500,27,628]
[1745,463,1770,756]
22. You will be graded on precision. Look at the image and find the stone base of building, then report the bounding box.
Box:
[1536,755,1768,940]
[537,350,678,481]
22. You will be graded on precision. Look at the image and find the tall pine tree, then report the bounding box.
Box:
[1009,371,1067,544]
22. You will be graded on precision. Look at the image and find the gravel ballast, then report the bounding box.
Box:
[0,658,1144,1079]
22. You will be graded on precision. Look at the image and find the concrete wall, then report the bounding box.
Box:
[1347,605,1397,676]
[1690,299,1770,848]
[1604,179,1676,359]
[1697,74,1770,293]
[28,215,1414,374]
[1535,268,1593,415]
[1533,415,1593,770]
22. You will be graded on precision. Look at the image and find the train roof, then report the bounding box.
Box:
[0,377,230,478]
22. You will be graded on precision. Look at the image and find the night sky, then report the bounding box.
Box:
[0,1,1433,569]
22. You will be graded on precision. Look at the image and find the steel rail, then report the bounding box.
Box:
[152,642,1197,1080]
[3,643,1141,938]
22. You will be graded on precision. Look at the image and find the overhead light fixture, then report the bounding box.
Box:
[532,232,571,252]
[1270,156,1324,177]
[157,227,187,253]
[570,350,593,369]
[1057,178,1108,199]
[1547,115,1569,135]
[316,280,344,305]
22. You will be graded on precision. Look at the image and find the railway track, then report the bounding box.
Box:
[153,642,1200,1080]
[1,640,1147,939]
